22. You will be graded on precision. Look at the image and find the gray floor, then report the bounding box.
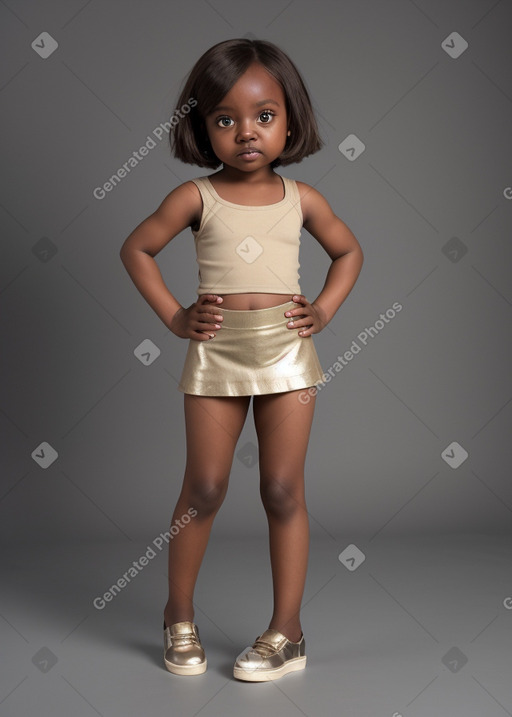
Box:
[1,534,511,717]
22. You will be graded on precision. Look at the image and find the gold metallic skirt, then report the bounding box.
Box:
[178,301,325,397]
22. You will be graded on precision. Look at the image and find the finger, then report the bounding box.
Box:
[194,311,222,327]
[297,317,317,336]
[193,320,222,333]
[286,315,307,328]
[191,329,217,341]
[285,307,307,318]
[197,307,223,322]
[285,309,312,323]
[298,326,314,337]
[285,296,310,318]
[198,294,223,305]
[286,309,314,328]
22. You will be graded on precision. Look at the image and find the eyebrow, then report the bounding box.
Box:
[211,98,281,113]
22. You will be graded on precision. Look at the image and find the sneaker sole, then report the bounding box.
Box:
[164,657,207,675]
[233,655,306,682]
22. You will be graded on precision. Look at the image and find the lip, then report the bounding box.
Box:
[237,148,261,158]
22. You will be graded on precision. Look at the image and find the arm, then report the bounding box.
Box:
[284,182,364,336]
[119,181,224,340]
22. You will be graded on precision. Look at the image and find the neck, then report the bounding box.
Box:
[214,165,276,184]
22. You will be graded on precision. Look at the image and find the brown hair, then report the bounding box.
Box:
[170,39,323,169]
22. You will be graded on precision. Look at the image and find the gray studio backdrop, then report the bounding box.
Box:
[1,0,511,543]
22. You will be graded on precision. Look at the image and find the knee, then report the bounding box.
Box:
[260,476,304,521]
[186,477,228,518]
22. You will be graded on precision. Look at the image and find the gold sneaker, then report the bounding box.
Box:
[163,620,207,675]
[233,628,306,682]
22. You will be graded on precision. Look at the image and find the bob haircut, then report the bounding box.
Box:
[170,38,323,169]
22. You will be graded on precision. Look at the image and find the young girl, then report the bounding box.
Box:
[120,38,363,682]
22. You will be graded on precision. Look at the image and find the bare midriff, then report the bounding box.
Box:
[218,292,293,310]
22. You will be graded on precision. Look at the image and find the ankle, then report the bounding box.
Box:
[268,622,302,643]
[164,609,195,628]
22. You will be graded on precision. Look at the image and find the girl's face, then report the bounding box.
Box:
[204,63,289,173]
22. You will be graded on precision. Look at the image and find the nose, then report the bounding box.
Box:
[236,119,257,143]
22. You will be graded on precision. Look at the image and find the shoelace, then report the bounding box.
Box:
[251,638,279,657]
[172,632,198,646]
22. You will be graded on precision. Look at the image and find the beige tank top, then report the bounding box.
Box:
[190,175,302,296]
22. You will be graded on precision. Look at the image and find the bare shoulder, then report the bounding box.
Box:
[293,180,361,260]
[295,180,335,224]
[120,180,203,257]
[156,180,202,225]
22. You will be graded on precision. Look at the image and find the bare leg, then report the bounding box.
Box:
[164,393,251,627]
[253,389,316,643]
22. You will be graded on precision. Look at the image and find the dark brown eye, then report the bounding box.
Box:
[259,111,274,123]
